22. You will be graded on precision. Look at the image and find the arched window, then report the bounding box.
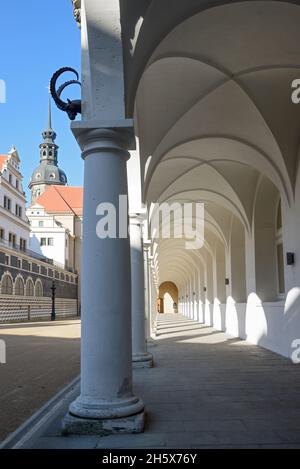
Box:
[276,199,285,296]
[15,277,24,296]
[25,278,34,297]
[1,274,13,295]
[35,279,43,297]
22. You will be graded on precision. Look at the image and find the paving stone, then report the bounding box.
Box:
[18,314,300,448]
[25,436,99,449]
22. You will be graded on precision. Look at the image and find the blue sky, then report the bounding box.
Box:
[0,0,82,201]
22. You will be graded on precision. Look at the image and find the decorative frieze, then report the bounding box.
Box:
[72,0,81,27]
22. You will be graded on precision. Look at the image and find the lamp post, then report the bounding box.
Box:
[51,281,56,321]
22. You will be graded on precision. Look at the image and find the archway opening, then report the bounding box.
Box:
[158,281,178,314]
[163,293,174,314]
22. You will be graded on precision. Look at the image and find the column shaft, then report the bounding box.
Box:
[63,127,144,435]
[130,215,153,368]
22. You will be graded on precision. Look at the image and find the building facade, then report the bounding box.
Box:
[27,186,82,275]
[0,146,79,322]
[0,147,30,252]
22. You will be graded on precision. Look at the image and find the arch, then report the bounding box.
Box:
[14,275,24,296]
[214,239,226,303]
[229,216,247,302]
[254,176,281,301]
[1,272,13,295]
[158,281,178,314]
[25,277,34,297]
[35,279,43,297]
[159,281,178,303]
[275,198,285,296]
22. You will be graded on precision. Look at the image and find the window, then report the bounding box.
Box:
[8,173,12,184]
[35,280,43,297]
[25,278,34,296]
[4,196,11,211]
[0,228,4,240]
[38,221,44,227]
[17,259,21,269]
[15,277,24,296]
[16,180,19,190]
[40,238,47,246]
[1,274,13,295]
[20,239,26,252]
[48,238,54,246]
[9,233,16,247]
[276,200,285,295]
[5,255,9,266]
[15,204,22,218]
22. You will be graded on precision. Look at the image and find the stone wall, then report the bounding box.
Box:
[0,296,78,323]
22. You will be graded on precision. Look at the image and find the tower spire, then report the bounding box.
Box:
[48,94,52,130]
[29,94,67,203]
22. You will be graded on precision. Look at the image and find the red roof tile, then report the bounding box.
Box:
[34,185,83,216]
[0,155,8,171]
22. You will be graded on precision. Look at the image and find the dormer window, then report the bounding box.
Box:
[49,173,55,179]
[36,173,41,180]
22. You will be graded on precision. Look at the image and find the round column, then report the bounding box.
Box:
[63,127,144,435]
[130,215,153,368]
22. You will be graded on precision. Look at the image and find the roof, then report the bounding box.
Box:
[33,185,83,216]
[0,154,8,171]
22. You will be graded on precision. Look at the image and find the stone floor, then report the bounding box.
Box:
[7,314,300,448]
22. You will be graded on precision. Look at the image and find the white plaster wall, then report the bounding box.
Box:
[29,231,66,266]
[210,298,288,357]
[127,148,142,213]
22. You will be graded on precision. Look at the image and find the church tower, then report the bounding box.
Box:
[29,98,67,203]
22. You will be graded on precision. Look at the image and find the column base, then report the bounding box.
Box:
[132,352,153,368]
[62,410,145,436]
[62,394,145,436]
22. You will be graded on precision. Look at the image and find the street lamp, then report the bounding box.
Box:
[51,281,56,321]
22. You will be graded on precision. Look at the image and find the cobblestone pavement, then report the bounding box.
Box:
[0,319,80,442]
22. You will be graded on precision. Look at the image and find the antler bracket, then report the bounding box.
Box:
[50,67,81,121]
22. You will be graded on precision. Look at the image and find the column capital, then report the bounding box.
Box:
[71,0,81,27]
[71,120,136,159]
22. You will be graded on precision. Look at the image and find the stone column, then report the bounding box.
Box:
[143,242,151,340]
[130,214,153,368]
[63,125,144,435]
